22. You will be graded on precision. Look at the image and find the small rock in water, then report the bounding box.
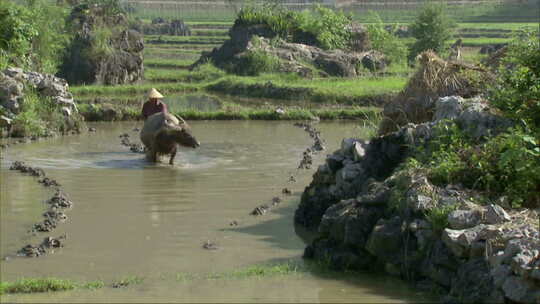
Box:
[202,240,219,250]
[282,188,292,195]
[251,205,270,216]
[271,197,282,206]
[289,175,297,183]
[132,127,140,132]
[47,190,73,208]
[38,177,61,187]
[88,127,97,132]
[229,220,239,226]
[41,236,65,248]
[18,244,45,257]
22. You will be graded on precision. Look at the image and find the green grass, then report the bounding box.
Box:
[71,82,203,97]
[145,68,192,81]
[72,70,405,106]
[206,74,406,104]
[186,21,233,26]
[145,35,227,43]
[191,29,229,37]
[457,22,538,31]
[145,59,197,70]
[0,278,105,295]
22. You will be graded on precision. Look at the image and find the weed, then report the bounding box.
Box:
[0,278,76,294]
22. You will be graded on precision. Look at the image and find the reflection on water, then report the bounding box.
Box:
[0,121,432,303]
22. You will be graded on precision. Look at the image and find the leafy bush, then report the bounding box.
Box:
[236,3,352,50]
[188,61,226,82]
[0,0,69,73]
[489,30,540,134]
[365,11,407,64]
[412,121,540,208]
[233,50,280,76]
[0,2,37,69]
[407,3,455,64]
[296,5,352,50]
[11,89,85,137]
[236,3,299,38]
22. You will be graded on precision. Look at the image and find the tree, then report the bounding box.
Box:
[407,2,455,64]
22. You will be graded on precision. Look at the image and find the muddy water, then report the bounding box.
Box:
[1,121,430,303]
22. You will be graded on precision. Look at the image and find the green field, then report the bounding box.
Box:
[69,5,538,121]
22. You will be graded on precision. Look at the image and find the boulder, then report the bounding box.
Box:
[193,23,373,78]
[448,259,498,304]
[502,275,539,303]
[484,204,511,224]
[447,209,481,229]
[361,50,388,72]
[365,216,403,263]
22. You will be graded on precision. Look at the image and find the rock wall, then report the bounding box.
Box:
[193,24,385,77]
[296,96,539,303]
[0,67,81,136]
[58,4,144,85]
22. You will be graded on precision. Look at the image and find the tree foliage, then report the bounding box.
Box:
[365,11,407,63]
[489,30,540,134]
[236,3,353,50]
[0,0,69,73]
[407,3,455,64]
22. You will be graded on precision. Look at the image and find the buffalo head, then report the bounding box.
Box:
[164,117,200,148]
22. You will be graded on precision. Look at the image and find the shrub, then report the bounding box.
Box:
[412,121,540,208]
[489,30,540,134]
[365,11,407,64]
[0,0,69,73]
[296,5,352,50]
[11,89,85,137]
[0,2,36,69]
[407,3,455,64]
[235,3,353,50]
[233,50,280,76]
[236,3,299,38]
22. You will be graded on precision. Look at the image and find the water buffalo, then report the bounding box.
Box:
[140,112,200,165]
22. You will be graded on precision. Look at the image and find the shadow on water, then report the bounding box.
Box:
[221,199,436,303]
[220,202,307,251]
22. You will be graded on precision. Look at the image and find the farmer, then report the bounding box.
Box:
[142,88,168,120]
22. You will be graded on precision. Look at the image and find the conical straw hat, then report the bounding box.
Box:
[148,88,164,99]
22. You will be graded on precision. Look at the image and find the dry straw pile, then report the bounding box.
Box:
[379,50,493,134]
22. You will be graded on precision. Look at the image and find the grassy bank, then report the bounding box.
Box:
[0,278,104,295]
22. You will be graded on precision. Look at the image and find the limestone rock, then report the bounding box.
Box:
[366,216,403,263]
[361,50,388,72]
[502,276,539,303]
[434,95,464,121]
[447,209,481,229]
[484,204,511,224]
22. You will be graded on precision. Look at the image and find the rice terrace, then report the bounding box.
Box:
[0,0,539,302]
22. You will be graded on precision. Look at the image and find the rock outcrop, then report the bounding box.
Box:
[138,18,191,36]
[0,67,81,136]
[193,23,385,77]
[296,96,539,303]
[58,3,144,85]
[0,67,77,114]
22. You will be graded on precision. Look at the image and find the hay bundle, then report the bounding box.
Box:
[379,51,491,134]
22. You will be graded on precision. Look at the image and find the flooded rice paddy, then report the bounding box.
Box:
[1,121,431,303]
